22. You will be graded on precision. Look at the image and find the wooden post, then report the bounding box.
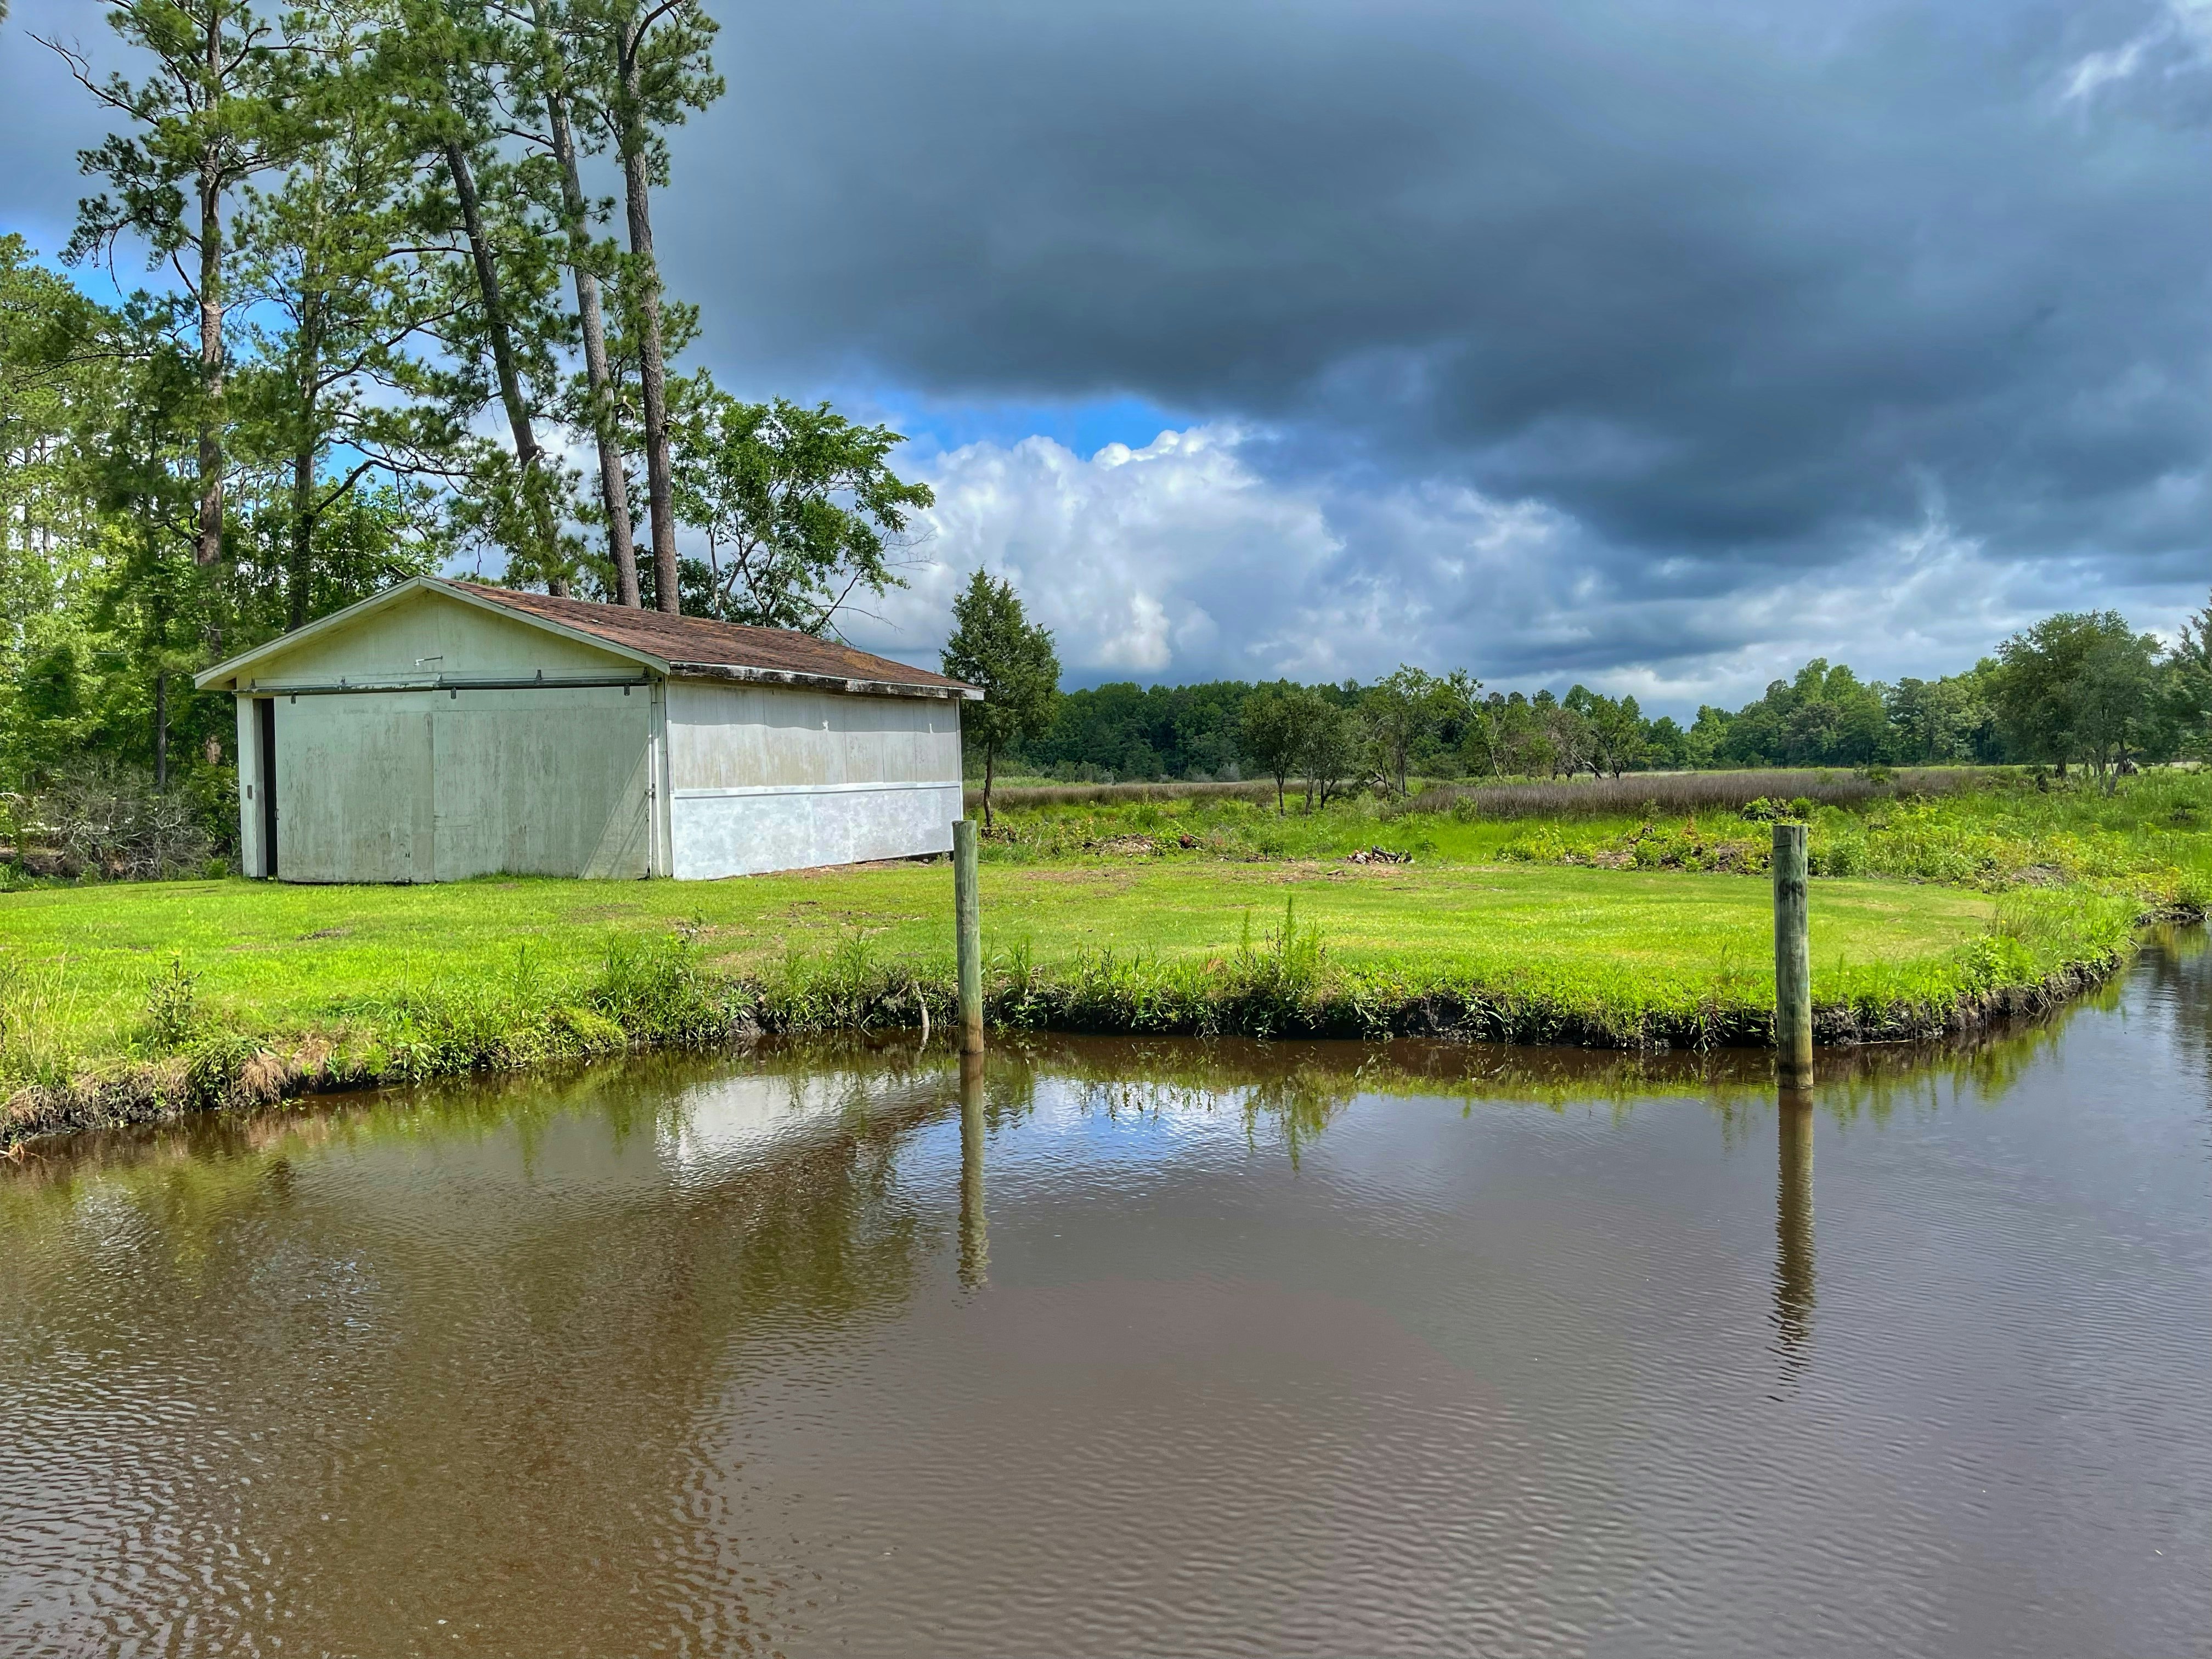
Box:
[1772,821,1813,1087]
[953,819,984,1055]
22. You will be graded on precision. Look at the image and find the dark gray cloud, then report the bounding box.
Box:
[673,0,2207,613]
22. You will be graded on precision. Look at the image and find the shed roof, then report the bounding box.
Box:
[451,583,976,696]
[195,576,980,701]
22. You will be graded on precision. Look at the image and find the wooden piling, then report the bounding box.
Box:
[953,819,984,1055]
[1771,821,1813,1087]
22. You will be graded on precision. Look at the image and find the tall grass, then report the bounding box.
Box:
[970,778,1276,810]
[1415,768,1983,819]
[1481,768,2211,907]
[977,768,1986,816]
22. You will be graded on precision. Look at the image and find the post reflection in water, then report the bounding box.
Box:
[1774,1088,1816,1373]
[958,1051,989,1289]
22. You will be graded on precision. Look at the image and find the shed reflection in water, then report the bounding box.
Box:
[2,930,2207,1659]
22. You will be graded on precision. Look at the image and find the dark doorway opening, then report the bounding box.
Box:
[256,698,279,878]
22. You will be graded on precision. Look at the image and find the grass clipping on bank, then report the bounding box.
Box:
[2,883,2145,1148]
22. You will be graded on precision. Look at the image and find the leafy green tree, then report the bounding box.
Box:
[2071,625,2168,788]
[1643,714,1689,770]
[1565,685,1647,776]
[1300,697,1362,811]
[2168,591,2212,760]
[44,0,291,568]
[1,240,127,792]
[381,0,574,593]
[1361,665,1439,794]
[941,572,1060,830]
[1237,685,1306,814]
[1534,690,1592,777]
[670,388,932,634]
[233,0,451,629]
[1992,612,2145,778]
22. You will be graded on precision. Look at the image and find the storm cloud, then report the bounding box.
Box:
[5,0,2207,701]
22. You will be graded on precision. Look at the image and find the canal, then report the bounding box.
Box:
[3,932,2207,1656]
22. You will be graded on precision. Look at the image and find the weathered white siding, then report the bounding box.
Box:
[665,680,961,878]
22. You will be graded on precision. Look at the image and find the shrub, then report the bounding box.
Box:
[22,761,217,881]
[139,956,202,1052]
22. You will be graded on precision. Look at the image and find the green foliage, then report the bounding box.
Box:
[1237,684,1309,812]
[942,571,1060,826]
[670,388,932,633]
[138,955,201,1051]
[1993,611,2169,787]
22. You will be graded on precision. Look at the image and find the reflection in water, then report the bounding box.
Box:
[2,934,2207,1658]
[1774,1092,1816,1374]
[958,1051,989,1289]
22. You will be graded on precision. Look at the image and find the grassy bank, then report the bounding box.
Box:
[1,854,2150,1148]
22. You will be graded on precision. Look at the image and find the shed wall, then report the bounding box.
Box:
[665,680,961,878]
[266,687,653,882]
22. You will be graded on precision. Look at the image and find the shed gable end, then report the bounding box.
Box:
[224,588,640,686]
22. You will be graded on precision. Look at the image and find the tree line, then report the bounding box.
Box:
[985,602,2212,808]
[3,0,926,802]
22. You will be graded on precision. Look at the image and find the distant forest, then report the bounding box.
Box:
[996,603,2211,787]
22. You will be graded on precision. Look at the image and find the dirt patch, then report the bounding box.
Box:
[296,927,352,941]
[1010,867,1142,890]
[774,857,940,878]
[1084,835,1160,857]
[1259,860,1422,884]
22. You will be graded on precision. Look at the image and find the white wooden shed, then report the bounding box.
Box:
[193,577,978,882]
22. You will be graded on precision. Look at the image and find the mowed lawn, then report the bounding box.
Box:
[0,861,2000,1057]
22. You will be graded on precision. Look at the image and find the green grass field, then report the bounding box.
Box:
[1,765,2194,1142]
[2,859,2000,1046]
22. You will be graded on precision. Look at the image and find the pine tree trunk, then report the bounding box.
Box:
[618,36,680,614]
[154,670,168,790]
[289,443,314,631]
[983,743,996,832]
[287,303,319,632]
[540,8,639,607]
[444,140,564,589]
[195,46,224,571]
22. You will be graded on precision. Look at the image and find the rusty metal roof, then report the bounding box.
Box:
[447,582,979,699]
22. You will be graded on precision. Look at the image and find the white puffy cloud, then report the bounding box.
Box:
[842,425,2203,715]
[846,424,1578,689]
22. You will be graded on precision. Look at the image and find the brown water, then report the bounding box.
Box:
[3,934,2208,1658]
